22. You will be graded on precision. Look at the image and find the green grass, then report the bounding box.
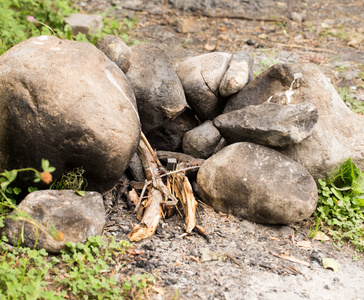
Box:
[0,0,139,55]
[0,161,155,299]
[0,236,155,299]
[337,86,364,114]
[311,158,364,252]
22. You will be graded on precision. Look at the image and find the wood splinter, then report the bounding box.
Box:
[129,132,199,241]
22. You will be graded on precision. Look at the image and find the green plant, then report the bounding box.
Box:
[0,0,140,55]
[0,235,154,299]
[337,86,364,114]
[51,166,87,193]
[0,0,76,54]
[0,244,65,299]
[0,159,59,243]
[311,158,364,251]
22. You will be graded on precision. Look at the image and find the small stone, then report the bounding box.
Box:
[97,35,132,73]
[290,12,305,23]
[65,13,103,36]
[219,51,253,97]
[183,121,222,159]
[2,190,105,253]
[176,18,202,33]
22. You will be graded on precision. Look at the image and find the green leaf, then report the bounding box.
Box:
[41,159,50,171]
[34,173,41,183]
[13,187,21,195]
[1,181,10,191]
[75,190,85,197]
[47,166,56,173]
[28,187,38,193]
[331,188,344,201]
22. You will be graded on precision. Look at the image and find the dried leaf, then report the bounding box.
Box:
[297,240,312,249]
[200,247,224,262]
[312,231,330,241]
[323,258,340,273]
[151,286,165,295]
[347,38,361,48]
[204,41,218,51]
[126,249,145,255]
[258,33,268,40]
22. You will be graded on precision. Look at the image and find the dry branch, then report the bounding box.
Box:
[169,171,197,233]
[128,133,201,241]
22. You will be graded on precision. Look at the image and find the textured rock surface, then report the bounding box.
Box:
[0,36,140,192]
[2,190,105,253]
[219,51,253,97]
[197,142,318,224]
[176,52,231,121]
[97,35,132,73]
[214,102,319,147]
[183,121,222,159]
[126,44,188,133]
[224,63,364,179]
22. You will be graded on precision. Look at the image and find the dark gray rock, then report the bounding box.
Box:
[219,51,253,97]
[176,52,231,121]
[2,190,105,253]
[146,108,198,152]
[97,35,132,73]
[182,121,222,159]
[197,142,318,224]
[127,152,146,181]
[126,44,188,134]
[213,102,319,147]
[223,64,296,113]
[225,63,364,179]
[0,36,140,192]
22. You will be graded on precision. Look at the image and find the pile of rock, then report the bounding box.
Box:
[1,34,363,251]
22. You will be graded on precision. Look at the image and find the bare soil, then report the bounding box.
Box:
[78,0,364,299]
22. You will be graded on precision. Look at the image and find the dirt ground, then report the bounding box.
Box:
[77,0,364,299]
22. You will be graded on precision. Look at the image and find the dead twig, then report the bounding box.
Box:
[200,12,286,23]
[270,251,310,267]
[276,43,337,54]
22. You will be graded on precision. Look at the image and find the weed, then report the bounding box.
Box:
[359,71,364,82]
[0,162,155,298]
[0,0,140,55]
[51,166,87,192]
[0,0,75,54]
[253,55,281,78]
[311,158,364,252]
[0,235,154,299]
[337,86,364,114]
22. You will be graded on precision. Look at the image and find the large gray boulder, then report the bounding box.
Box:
[197,142,318,224]
[224,63,364,179]
[126,44,188,134]
[176,52,231,121]
[213,102,319,147]
[0,36,140,192]
[2,190,105,253]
